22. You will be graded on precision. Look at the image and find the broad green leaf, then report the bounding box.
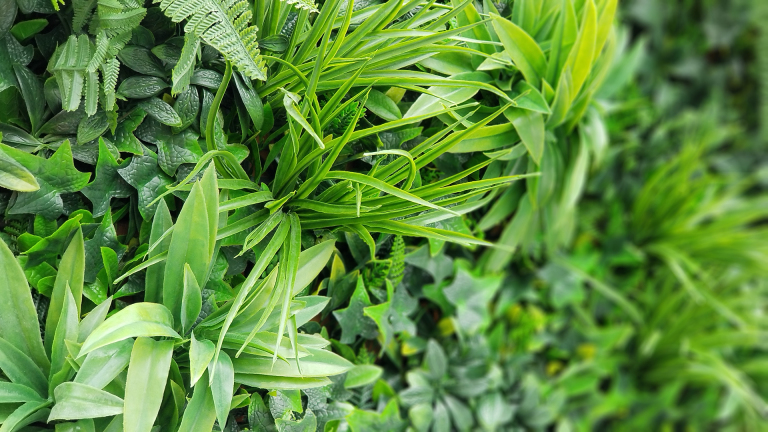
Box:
[232,347,352,378]
[181,264,203,335]
[235,374,331,390]
[490,13,546,88]
[0,146,38,191]
[74,339,133,389]
[3,141,90,219]
[448,124,519,153]
[81,139,132,217]
[0,399,51,431]
[293,240,336,295]
[12,63,45,134]
[78,297,112,343]
[79,303,180,358]
[164,182,210,328]
[0,237,49,374]
[0,382,45,403]
[139,97,183,127]
[189,332,215,387]
[118,148,174,220]
[49,284,79,390]
[333,276,377,343]
[365,89,401,121]
[506,108,545,165]
[145,199,173,303]
[563,0,597,101]
[124,338,174,432]
[48,382,123,421]
[177,371,217,432]
[404,72,491,118]
[233,72,264,131]
[208,350,234,428]
[46,228,85,355]
[344,365,383,389]
[0,337,48,398]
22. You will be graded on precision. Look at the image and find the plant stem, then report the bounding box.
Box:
[206,60,233,153]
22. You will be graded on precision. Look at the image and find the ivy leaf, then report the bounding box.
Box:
[108,108,146,154]
[24,215,82,267]
[364,281,417,352]
[442,266,502,334]
[332,276,378,344]
[156,129,202,176]
[118,146,174,220]
[3,140,90,219]
[83,210,126,283]
[81,139,133,217]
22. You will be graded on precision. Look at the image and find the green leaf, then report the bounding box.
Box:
[233,72,263,131]
[78,303,181,358]
[232,347,353,378]
[177,371,217,432]
[3,141,90,219]
[74,338,133,389]
[164,181,210,329]
[44,228,84,356]
[145,199,173,303]
[236,374,331,391]
[49,283,79,390]
[404,72,491,118]
[344,365,383,389]
[83,210,126,284]
[81,139,133,217]
[208,350,234,429]
[78,297,112,343]
[0,237,49,375]
[0,145,39,191]
[0,337,48,398]
[118,147,174,220]
[281,89,324,149]
[171,34,200,95]
[333,276,377,343]
[48,382,124,421]
[181,264,203,335]
[189,332,215,387]
[124,338,174,432]
[0,382,45,403]
[13,63,45,134]
[506,108,545,165]
[564,0,597,101]
[365,89,401,121]
[173,86,200,132]
[490,13,546,88]
[139,97,183,127]
[293,240,336,295]
[118,76,168,99]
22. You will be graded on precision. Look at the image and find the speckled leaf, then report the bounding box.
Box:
[156,129,202,176]
[140,97,183,127]
[118,147,174,220]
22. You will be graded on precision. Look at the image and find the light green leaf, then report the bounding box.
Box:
[563,0,597,101]
[181,264,202,335]
[164,182,210,328]
[46,228,85,355]
[506,108,545,165]
[344,365,383,389]
[189,332,215,387]
[490,13,546,88]
[208,350,234,428]
[0,382,45,404]
[176,371,217,432]
[78,303,180,358]
[48,382,124,421]
[232,347,352,378]
[365,89,401,121]
[49,283,79,390]
[124,338,174,432]
[74,339,133,389]
[0,236,49,374]
[0,146,39,192]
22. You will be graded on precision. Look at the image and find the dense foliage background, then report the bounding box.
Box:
[0,0,765,430]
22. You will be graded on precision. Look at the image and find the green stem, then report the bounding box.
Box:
[206,61,233,152]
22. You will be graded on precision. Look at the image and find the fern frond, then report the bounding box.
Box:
[87,31,110,72]
[156,0,267,80]
[283,0,318,13]
[172,34,200,95]
[101,58,120,110]
[49,35,92,111]
[72,0,98,32]
[85,71,100,116]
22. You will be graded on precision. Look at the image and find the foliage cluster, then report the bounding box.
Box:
[0,0,764,430]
